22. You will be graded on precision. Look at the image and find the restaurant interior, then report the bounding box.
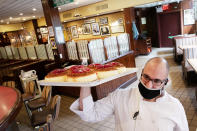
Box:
[0,0,197,131]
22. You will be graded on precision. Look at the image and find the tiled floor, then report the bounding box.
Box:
[16,47,197,131]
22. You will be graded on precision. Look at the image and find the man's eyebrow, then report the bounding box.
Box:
[143,74,163,81]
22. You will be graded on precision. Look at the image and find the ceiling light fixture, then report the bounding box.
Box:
[23,18,26,21]
[6,22,9,24]
[9,17,13,20]
[33,16,36,18]
[58,7,61,10]
[0,20,4,23]
[32,8,37,11]
[19,13,23,16]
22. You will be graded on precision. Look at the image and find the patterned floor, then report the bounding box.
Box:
[16,48,197,131]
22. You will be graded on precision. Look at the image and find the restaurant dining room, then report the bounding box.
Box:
[0,0,197,131]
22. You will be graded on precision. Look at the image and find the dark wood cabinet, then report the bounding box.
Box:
[135,38,152,55]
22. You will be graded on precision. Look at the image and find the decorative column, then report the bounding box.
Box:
[123,7,136,50]
[41,0,68,61]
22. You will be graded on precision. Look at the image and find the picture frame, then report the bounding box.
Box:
[184,9,195,25]
[100,17,108,25]
[100,25,111,36]
[118,18,123,24]
[91,23,100,35]
[71,25,78,38]
[110,25,125,33]
[84,18,96,24]
[82,24,91,34]
[77,27,83,35]
[50,38,57,49]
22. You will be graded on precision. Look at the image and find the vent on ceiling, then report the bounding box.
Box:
[96,4,108,11]
[63,13,72,18]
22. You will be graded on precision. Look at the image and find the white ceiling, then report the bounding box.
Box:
[0,0,103,25]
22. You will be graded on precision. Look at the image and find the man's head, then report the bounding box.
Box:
[141,57,169,89]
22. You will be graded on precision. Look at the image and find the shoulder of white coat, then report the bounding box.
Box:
[165,91,183,107]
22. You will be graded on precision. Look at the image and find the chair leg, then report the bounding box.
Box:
[24,101,32,120]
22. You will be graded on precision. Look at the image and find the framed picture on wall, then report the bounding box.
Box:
[71,25,78,38]
[84,18,96,24]
[110,25,125,33]
[91,23,100,35]
[82,24,91,34]
[50,38,57,49]
[100,25,111,36]
[77,27,83,35]
[184,9,195,25]
[118,18,123,24]
[100,17,108,25]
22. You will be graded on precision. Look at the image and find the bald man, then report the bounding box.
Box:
[70,57,189,131]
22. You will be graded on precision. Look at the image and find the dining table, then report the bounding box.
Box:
[0,86,22,131]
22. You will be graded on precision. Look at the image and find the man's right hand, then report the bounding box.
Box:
[79,87,91,111]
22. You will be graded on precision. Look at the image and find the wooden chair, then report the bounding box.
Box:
[27,86,52,111]
[22,81,36,101]
[31,95,61,127]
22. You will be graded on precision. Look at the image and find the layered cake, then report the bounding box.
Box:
[95,64,119,79]
[66,65,97,82]
[45,69,67,82]
[107,62,126,73]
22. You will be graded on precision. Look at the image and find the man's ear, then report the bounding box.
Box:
[165,79,168,85]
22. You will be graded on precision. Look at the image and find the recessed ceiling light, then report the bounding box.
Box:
[58,7,61,10]
[64,21,66,22]
[32,8,37,11]
[1,20,4,23]
[9,17,13,20]
[19,13,23,16]
[33,16,36,18]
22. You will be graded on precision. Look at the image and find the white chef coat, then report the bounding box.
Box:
[70,87,189,131]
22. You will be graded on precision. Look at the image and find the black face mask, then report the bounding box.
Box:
[138,81,162,100]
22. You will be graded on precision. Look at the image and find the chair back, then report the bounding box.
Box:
[25,81,35,95]
[42,86,52,106]
[50,95,61,120]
